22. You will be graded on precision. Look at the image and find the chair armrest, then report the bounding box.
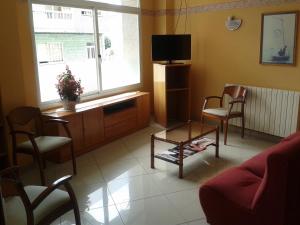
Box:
[205,96,222,100]
[31,175,72,209]
[228,99,245,115]
[203,96,223,110]
[229,99,245,105]
[44,118,69,125]
[10,130,35,137]
[10,130,40,155]
[44,118,72,138]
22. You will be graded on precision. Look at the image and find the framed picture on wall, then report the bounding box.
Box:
[260,11,298,65]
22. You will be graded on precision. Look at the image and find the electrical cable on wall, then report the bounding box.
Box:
[174,0,189,34]
[174,0,183,34]
[185,0,188,34]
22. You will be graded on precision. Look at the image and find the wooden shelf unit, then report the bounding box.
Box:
[43,92,150,162]
[153,63,191,127]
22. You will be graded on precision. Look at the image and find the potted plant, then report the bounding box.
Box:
[56,66,83,111]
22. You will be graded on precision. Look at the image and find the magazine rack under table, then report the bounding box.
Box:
[151,121,219,178]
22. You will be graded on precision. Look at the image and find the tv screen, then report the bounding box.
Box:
[152,34,191,62]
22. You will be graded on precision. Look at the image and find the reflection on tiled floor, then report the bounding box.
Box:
[20,123,278,225]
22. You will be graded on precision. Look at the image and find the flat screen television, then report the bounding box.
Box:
[152,34,191,63]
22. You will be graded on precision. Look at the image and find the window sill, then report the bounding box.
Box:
[40,83,142,111]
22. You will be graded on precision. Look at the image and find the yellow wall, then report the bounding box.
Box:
[154,0,174,34]
[0,0,26,115]
[166,1,300,118]
[140,2,155,95]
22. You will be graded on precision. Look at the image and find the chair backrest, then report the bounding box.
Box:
[0,167,33,225]
[222,85,247,101]
[6,107,43,136]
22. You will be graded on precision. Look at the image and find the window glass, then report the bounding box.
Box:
[33,4,98,102]
[98,11,140,90]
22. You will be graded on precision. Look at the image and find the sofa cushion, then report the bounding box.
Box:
[202,167,261,209]
[280,131,300,142]
[241,135,300,178]
[241,151,269,178]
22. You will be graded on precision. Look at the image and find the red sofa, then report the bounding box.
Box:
[199,132,300,225]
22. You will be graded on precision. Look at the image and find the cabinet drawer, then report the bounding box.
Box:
[105,116,137,138]
[104,107,137,127]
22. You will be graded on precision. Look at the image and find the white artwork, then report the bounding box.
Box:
[260,12,298,65]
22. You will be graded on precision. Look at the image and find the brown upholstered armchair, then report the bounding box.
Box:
[6,106,77,185]
[0,166,81,225]
[201,85,247,145]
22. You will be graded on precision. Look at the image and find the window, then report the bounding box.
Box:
[86,42,96,59]
[31,1,141,104]
[37,43,64,63]
[44,5,72,20]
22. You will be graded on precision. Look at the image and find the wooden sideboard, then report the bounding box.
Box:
[43,92,150,162]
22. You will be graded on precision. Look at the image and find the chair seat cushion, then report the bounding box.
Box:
[203,108,241,117]
[203,108,228,116]
[201,167,262,209]
[17,136,71,153]
[202,108,242,117]
[5,185,70,225]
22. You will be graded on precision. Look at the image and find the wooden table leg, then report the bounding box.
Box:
[151,134,155,169]
[179,142,184,178]
[215,126,219,158]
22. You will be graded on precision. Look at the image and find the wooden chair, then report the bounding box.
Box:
[6,106,77,185]
[201,85,247,145]
[0,166,81,225]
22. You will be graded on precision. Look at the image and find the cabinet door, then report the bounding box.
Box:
[137,94,150,128]
[60,114,84,153]
[83,108,104,148]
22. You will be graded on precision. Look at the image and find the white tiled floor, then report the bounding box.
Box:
[19,123,279,225]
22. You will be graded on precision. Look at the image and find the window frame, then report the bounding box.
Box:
[28,0,142,109]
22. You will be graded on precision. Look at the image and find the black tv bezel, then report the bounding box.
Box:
[151,34,191,63]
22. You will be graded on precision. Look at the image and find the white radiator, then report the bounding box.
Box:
[224,84,300,137]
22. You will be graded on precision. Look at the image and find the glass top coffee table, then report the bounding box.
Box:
[151,121,219,178]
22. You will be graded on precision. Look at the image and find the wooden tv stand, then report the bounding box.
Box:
[153,63,191,127]
[43,92,150,163]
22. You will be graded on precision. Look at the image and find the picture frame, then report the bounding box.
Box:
[260,11,298,65]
